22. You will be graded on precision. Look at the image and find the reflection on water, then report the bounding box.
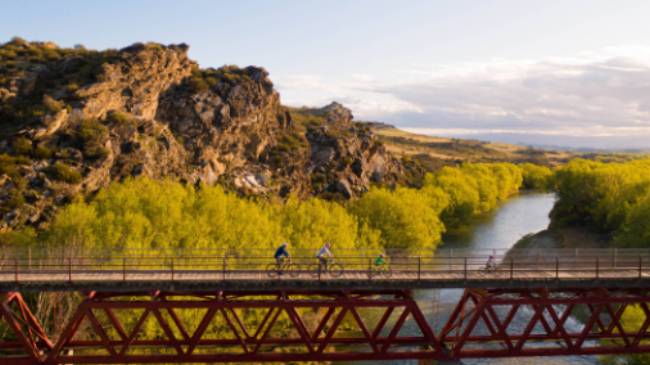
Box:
[340,193,601,365]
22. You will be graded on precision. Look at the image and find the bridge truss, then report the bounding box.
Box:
[1,288,650,364]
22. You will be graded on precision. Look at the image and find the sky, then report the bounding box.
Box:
[2,0,650,149]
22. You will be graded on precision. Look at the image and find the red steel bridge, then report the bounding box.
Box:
[2,248,650,364]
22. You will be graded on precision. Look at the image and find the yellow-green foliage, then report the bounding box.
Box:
[277,196,370,252]
[0,153,29,180]
[11,136,32,155]
[50,161,82,183]
[351,186,447,251]
[38,178,370,255]
[186,65,253,92]
[552,158,650,247]
[20,162,531,255]
[424,163,523,229]
[78,119,109,159]
[601,305,650,364]
[519,163,553,191]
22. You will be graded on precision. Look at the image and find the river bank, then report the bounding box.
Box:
[512,225,610,251]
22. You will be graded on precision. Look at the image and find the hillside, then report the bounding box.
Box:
[358,122,573,185]
[0,38,604,232]
[0,39,401,230]
[365,122,573,165]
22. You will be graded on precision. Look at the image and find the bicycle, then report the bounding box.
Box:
[309,258,343,278]
[483,263,497,273]
[266,258,300,278]
[370,264,392,278]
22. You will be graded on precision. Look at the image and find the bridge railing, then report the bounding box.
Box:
[0,250,649,282]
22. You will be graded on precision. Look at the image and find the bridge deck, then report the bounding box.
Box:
[1,268,649,291]
[2,250,650,291]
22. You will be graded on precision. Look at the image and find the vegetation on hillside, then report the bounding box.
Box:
[0,37,118,132]
[367,124,574,165]
[4,162,530,256]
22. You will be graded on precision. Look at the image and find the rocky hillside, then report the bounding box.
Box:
[0,38,401,230]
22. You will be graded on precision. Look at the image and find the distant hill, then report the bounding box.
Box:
[355,122,574,184]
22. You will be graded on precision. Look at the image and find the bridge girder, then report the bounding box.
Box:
[1,288,650,363]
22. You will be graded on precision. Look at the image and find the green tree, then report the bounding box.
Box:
[351,187,446,252]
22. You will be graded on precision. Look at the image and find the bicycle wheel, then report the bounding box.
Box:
[266,263,281,278]
[308,263,321,278]
[381,267,392,278]
[328,263,344,278]
[287,263,301,278]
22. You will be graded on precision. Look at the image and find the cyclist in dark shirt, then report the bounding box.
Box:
[274,242,290,266]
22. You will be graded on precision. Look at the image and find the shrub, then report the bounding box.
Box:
[11,137,32,155]
[50,161,82,183]
[107,110,135,125]
[0,154,30,179]
[78,119,109,159]
[188,75,209,92]
[4,189,25,210]
[33,143,53,159]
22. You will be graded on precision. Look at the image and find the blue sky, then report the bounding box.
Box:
[3,1,650,148]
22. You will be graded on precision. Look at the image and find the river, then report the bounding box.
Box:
[341,192,602,365]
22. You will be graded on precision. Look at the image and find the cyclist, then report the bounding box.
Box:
[485,255,496,271]
[274,242,290,267]
[316,242,333,270]
[374,253,386,267]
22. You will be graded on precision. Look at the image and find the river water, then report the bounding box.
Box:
[342,192,603,365]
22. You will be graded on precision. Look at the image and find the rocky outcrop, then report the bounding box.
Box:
[0,39,401,230]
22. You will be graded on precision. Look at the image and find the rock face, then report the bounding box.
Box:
[0,39,401,230]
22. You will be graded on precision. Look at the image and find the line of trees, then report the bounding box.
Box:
[0,161,548,348]
[551,158,650,365]
[552,158,650,247]
[3,162,540,257]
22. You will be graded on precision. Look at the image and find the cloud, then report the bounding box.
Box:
[274,73,422,117]
[274,47,650,148]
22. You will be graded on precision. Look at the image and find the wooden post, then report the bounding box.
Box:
[170,258,175,281]
[417,256,421,281]
[14,259,18,283]
[463,257,468,280]
[639,256,643,279]
[222,256,227,280]
[509,258,514,280]
[555,257,559,280]
[368,258,372,279]
[122,258,126,281]
[68,257,72,282]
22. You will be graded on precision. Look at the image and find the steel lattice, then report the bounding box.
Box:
[2,288,650,363]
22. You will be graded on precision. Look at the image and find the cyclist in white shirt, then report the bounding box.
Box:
[316,242,333,269]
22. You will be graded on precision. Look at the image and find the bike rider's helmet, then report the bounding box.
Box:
[282,242,289,247]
